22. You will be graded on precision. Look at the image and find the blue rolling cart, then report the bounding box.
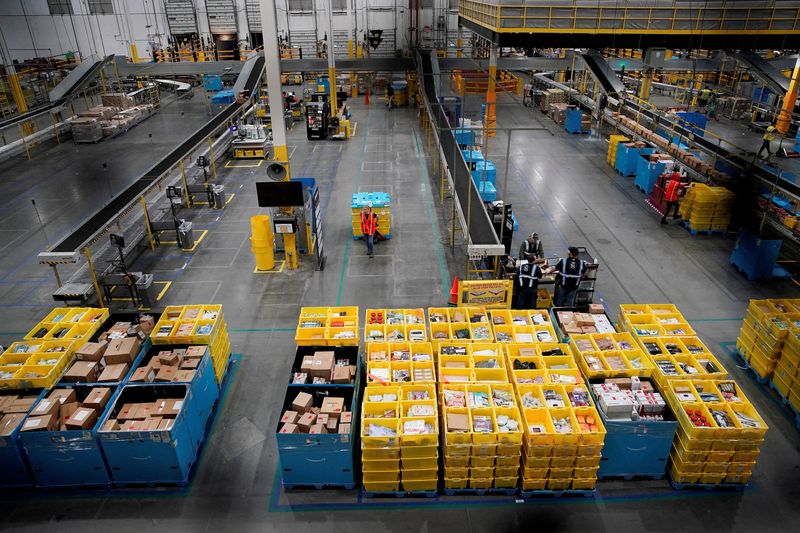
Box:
[0,389,46,488]
[634,154,671,194]
[615,143,646,177]
[565,108,590,134]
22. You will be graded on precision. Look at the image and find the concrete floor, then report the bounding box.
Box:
[0,84,800,532]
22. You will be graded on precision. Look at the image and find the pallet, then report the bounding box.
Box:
[681,221,726,236]
[442,487,518,496]
[669,475,748,492]
[768,381,800,431]
[520,488,597,498]
[362,489,437,498]
[732,349,771,384]
[567,130,591,135]
[352,234,392,241]
[597,473,664,481]
[284,482,356,490]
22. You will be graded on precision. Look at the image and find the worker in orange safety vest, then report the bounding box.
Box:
[360,203,379,257]
[661,167,686,225]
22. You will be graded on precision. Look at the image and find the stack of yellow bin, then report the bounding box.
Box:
[427,307,493,353]
[607,135,630,167]
[438,342,523,493]
[617,304,696,337]
[365,308,427,343]
[775,331,800,413]
[570,332,654,378]
[23,307,109,343]
[662,379,768,486]
[361,381,440,494]
[295,306,359,347]
[487,309,556,344]
[678,184,734,233]
[735,299,799,382]
[506,343,606,493]
[151,304,232,383]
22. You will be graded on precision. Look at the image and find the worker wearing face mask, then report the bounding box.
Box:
[519,233,544,263]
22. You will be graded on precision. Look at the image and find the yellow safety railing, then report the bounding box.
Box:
[460,1,800,33]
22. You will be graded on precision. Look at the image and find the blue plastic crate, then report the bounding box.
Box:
[472,160,496,186]
[277,383,360,487]
[730,229,783,280]
[0,389,46,487]
[352,192,390,208]
[211,90,235,104]
[20,385,122,487]
[203,75,222,92]
[614,144,643,177]
[455,128,476,147]
[462,149,484,171]
[565,108,589,133]
[98,382,214,485]
[477,181,497,202]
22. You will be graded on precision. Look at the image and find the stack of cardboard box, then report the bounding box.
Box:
[20,387,113,432]
[101,395,183,432]
[556,307,615,336]
[0,393,40,436]
[129,346,204,383]
[294,350,356,385]
[279,391,350,435]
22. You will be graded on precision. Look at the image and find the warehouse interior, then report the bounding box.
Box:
[1,1,800,531]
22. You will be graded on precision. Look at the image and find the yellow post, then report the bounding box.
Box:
[250,214,276,271]
[284,233,299,270]
[690,75,702,107]
[485,45,497,138]
[639,69,652,101]
[50,264,62,288]
[179,160,191,206]
[356,44,363,59]
[7,73,27,114]
[328,66,338,114]
[207,138,217,179]
[84,246,105,307]
[777,59,800,134]
[274,145,290,179]
[140,196,156,250]
[347,40,353,58]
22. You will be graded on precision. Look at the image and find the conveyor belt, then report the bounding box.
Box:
[50,55,265,254]
[419,50,500,250]
[730,51,790,95]
[581,51,626,99]
[0,56,111,131]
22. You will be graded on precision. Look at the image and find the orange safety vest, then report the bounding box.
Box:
[665,179,683,202]
[361,211,377,235]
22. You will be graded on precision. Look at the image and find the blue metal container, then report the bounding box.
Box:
[635,154,670,194]
[589,379,678,479]
[21,385,121,487]
[472,160,496,186]
[565,108,588,133]
[730,229,784,280]
[98,383,211,485]
[0,389,45,487]
[455,128,476,147]
[203,75,222,92]
[277,381,360,488]
[477,181,497,202]
[674,111,707,137]
[614,143,642,177]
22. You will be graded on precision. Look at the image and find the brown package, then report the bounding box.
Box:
[63,360,100,383]
[185,346,205,358]
[155,398,183,418]
[310,351,335,379]
[300,356,315,373]
[180,358,200,370]
[292,392,313,413]
[83,387,112,413]
[158,351,179,366]
[172,370,196,382]
[103,337,141,365]
[588,303,605,314]
[101,419,120,431]
[30,398,61,419]
[279,423,299,434]
[0,413,25,436]
[60,402,80,424]
[339,412,352,424]
[48,389,77,405]
[65,407,98,430]
[320,397,345,419]
[447,412,470,432]
[130,367,156,383]
[158,418,175,430]
[98,363,130,382]
[325,417,338,432]
[281,411,299,424]
[75,341,107,362]
[155,367,178,382]
[297,412,316,432]
[20,415,58,432]
[316,413,329,426]
[332,366,351,384]
[116,404,136,421]
[4,397,37,414]
[338,423,351,434]
[308,423,326,434]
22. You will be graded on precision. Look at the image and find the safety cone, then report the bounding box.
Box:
[448,276,459,306]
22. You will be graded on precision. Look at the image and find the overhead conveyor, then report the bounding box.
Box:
[581,51,627,99]
[730,51,791,96]
[418,50,504,258]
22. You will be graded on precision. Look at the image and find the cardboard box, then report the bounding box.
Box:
[332,366,351,384]
[65,407,98,430]
[101,419,120,432]
[63,360,100,383]
[117,403,136,421]
[316,413,329,426]
[173,349,187,361]
[279,423,299,434]
[158,351,179,366]
[297,412,316,432]
[326,417,338,432]
[575,313,595,326]
[581,326,598,334]
[104,337,141,365]
[76,341,107,362]
[98,363,129,382]
[4,397,37,414]
[180,358,200,370]
[155,398,182,418]
[447,412,470,432]
[158,418,174,430]
[20,415,58,432]
[137,402,157,419]
[30,398,60,419]
[320,397,345,418]
[60,402,79,424]
[292,392,313,413]
[300,356,314,373]
[83,387,112,413]
[48,389,77,405]
[518,347,537,357]
[0,413,25,436]
[185,346,205,358]
[310,351,335,379]
[155,367,178,382]
[281,410,298,424]
[142,418,161,431]
[563,322,583,335]
[588,304,605,314]
[309,423,326,434]
[340,412,352,424]
[130,367,156,383]
[338,423,351,434]
[172,370,195,382]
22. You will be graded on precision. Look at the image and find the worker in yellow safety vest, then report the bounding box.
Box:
[758,125,777,159]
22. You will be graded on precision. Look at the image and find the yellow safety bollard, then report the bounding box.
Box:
[250,215,275,271]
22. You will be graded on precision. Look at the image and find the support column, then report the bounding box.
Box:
[639,68,652,101]
[777,57,800,134]
[484,43,497,138]
[325,0,338,114]
[260,0,290,173]
[456,26,463,58]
